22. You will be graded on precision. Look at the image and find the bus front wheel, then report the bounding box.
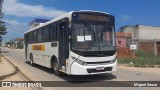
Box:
[52,61,62,76]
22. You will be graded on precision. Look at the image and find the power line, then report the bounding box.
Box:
[5,21,28,30]
[7,25,24,33]
[5,22,28,33]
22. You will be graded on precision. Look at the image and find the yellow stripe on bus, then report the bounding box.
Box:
[32,45,45,51]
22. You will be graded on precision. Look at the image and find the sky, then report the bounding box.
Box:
[2,0,160,41]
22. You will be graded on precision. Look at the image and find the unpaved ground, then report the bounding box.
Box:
[0,55,34,90]
[0,56,15,77]
[118,66,160,75]
[1,47,160,90]
[0,74,33,90]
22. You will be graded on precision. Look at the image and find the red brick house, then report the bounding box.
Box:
[116,32,132,48]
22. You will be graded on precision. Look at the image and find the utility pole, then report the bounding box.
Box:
[0,0,3,53]
[0,0,3,18]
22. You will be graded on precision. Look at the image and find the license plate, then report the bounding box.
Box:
[96,67,104,70]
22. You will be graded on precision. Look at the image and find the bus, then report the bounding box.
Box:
[24,10,117,76]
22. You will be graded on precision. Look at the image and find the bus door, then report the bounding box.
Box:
[24,34,29,60]
[57,18,69,70]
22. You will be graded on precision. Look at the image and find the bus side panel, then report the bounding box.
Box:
[41,42,58,68]
[27,44,32,62]
[27,42,58,68]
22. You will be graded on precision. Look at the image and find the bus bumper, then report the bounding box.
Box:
[70,60,117,75]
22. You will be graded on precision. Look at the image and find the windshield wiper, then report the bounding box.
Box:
[83,22,96,41]
[83,22,101,51]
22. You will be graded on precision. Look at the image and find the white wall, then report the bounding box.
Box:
[138,25,160,40]
[122,26,138,39]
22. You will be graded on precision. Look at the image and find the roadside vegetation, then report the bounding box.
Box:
[118,50,160,67]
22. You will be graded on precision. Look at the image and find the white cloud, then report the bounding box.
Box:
[122,15,132,21]
[3,0,67,18]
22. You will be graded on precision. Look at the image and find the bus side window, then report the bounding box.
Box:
[33,30,38,43]
[49,23,57,41]
[25,34,29,44]
[38,29,43,42]
[28,32,32,43]
[42,26,49,42]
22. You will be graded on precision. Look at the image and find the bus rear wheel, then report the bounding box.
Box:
[52,61,62,76]
[30,54,34,66]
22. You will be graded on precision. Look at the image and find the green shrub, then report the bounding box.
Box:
[135,50,155,58]
[118,50,160,67]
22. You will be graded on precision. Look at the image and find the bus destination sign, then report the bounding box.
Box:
[78,14,111,22]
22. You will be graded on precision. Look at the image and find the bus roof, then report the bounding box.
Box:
[24,10,110,34]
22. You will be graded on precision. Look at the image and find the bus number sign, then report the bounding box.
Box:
[32,45,45,51]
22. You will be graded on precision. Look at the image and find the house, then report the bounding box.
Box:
[119,25,160,56]
[116,32,132,48]
[15,38,24,49]
[6,38,24,49]
[120,25,160,42]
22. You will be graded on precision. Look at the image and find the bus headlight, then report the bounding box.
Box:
[110,58,117,64]
[71,56,87,66]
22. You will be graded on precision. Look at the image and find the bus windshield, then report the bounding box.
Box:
[71,22,115,52]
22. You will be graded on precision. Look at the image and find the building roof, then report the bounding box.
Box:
[16,38,24,41]
[29,18,50,26]
[116,32,132,37]
[121,24,160,29]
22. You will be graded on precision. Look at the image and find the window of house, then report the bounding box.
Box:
[118,41,121,45]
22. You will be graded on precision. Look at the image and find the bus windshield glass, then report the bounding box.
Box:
[71,22,115,51]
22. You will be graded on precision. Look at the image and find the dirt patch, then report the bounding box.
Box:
[1,74,34,90]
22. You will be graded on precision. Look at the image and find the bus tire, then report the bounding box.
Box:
[30,54,34,66]
[51,60,62,76]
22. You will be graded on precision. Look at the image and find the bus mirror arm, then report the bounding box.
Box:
[69,38,73,42]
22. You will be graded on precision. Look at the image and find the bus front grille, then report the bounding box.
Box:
[86,61,111,64]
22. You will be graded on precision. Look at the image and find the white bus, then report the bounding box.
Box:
[24,11,117,76]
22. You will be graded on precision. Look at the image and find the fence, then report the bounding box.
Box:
[137,40,160,56]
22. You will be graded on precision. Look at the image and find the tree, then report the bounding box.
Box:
[0,24,7,35]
